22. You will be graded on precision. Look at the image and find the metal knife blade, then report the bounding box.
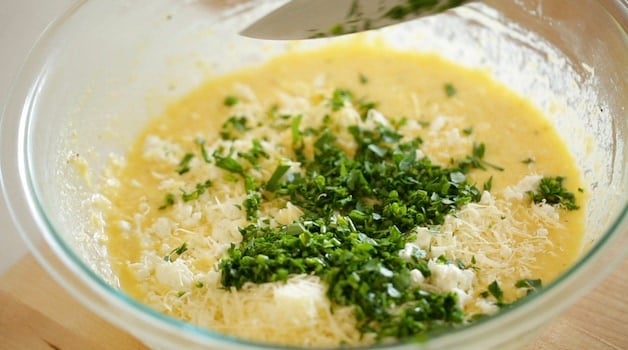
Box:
[240,0,473,40]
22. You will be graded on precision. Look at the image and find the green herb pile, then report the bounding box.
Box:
[214,88,493,340]
[160,86,579,341]
[220,122,487,339]
[528,176,580,210]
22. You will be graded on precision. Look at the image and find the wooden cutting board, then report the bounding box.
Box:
[1,252,626,350]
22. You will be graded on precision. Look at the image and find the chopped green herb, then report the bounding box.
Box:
[483,176,493,192]
[357,98,378,119]
[244,175,258,193]
[158,193,176,210]
[528,176,579,210]
[181,180,212,202]
[244,190,262,220]
[391,116,408,129]
[436,254,449,264]
[176,153,195,175]
[359,73,369,84]
[454,259,467,270]
[292,114,303,145]
[329,23,345,36]
[481,280,507,307]
[459,142,504,172]
[266,104,279,119]
[330,88,353,111]
[239,139,268,167]
[224,95,239,106]
[462,126,473,135]
[418,120,430,128]
[213,151,245,175]
[196,138,212,163]
[487,280,503,301]
[177,291,187,297]
[444,83,457,97]
[265,164,291,192]
[521,157,535,164]
[164,242,188,262]
[220,116,250,140]
[515,278,542,295]
[195,281,204,288]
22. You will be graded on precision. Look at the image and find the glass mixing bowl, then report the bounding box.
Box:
[1,0,626,349]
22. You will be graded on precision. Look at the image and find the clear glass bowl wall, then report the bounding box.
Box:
[1,0,626,349]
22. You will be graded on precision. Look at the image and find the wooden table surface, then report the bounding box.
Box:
[1,253,626,350]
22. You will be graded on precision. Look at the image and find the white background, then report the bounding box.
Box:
[0,0,74,274]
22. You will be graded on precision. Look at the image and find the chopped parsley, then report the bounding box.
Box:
[291,114,303,146]
[330,88,353,111]
[481,279,544,308]
[238,139,268,167]
[528,176,579,210]
[158,193,175,210]
[521,157,535,164]
[217,96,488,339]
[480,280,507,308]
[515,278,542,295]
[181,180,212,202]
[329,23,346,36]
[196,138,212,163]
[265,164,291,192]
[483,176,493,192]
[175,153,194,175]
[220,116,250,140]
[164,242,188,262]
[359,73,369,84]
[213,150,245,175]
[444,83,457,97]
[224,95,239,106]
[458,142,504,172]
[243,190,262,220]
[487,280,504,302]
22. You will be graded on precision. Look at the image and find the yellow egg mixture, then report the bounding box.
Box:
[102,43,584,346]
